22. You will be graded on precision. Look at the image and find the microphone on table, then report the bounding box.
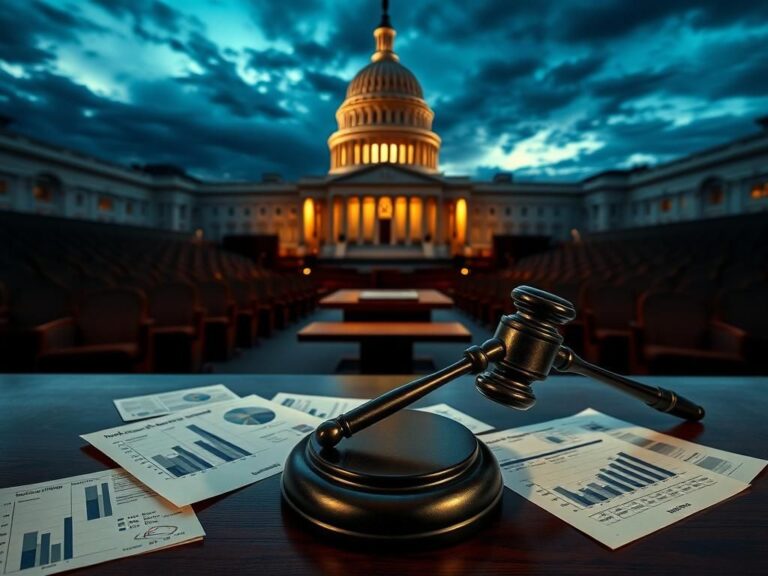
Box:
[315,285,705,448]
[282,285,706,544]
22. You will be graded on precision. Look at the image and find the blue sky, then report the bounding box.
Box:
[1,0,767,181]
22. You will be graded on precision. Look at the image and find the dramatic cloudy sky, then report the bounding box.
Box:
[1,0,767,181]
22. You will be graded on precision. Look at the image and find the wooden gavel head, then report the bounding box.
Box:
[475,285,576,410]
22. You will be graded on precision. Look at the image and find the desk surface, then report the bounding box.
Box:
[319,289,453,309]
[297,321,472,341]
[0,374,765,576]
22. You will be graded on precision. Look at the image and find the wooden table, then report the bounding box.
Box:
[0,374,765,576]
[297,321,471,373]
[319,289,454,321]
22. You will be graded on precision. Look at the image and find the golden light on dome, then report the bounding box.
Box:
[327,2,441,174]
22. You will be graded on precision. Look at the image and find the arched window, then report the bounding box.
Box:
[701,177,725,206]
[390,143,398,163]
[363,143,370,164]
[354,143,361,165]
[371,143,380,163]
[381,142,389,163]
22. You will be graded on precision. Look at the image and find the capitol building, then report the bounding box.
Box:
[1,4,767,260]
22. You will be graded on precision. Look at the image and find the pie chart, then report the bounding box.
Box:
[224,407,276,425]
[183,393,212,402]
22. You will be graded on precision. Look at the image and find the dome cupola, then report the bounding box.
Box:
[328,0,441,174]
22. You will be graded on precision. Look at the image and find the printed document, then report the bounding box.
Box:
[113,384,239,422]
[0,469,203,575]
[272,392,494,434]
[83,395,320,507]
[480,411,755,549]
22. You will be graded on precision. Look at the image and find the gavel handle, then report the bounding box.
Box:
[554,347,705,421]
[314,339,507,448]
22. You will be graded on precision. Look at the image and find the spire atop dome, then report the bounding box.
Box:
[372,0,398,62]
[380,0,392,28]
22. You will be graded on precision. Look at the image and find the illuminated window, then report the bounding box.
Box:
[381,143,389,163]
[354,143,361,164]
[98,196,113,212]
[372,143,379,163]
[390,143,397,163]
[341,146,347,166]
[708,188,723,205]
[363,143,370,164]
[33,180,53,203]
[751,184,768,199]
[408,144,414,164]
[660,198,672,213]
[0,180,6,195]
[399,144,406,164]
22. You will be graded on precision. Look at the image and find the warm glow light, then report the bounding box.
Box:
[571,228,582,243]
[381,142,389,163]
[303,198,315,241]
[372,143,379,163]
[194,228,204,240]
[390,143,398,163]
[460,267,470,276]
[409,197,423,241]
[394,197,407,241]
[362,196,376,242]
[347,197,360,240]
[302,267,312,276]
[363,143,370,164]
[354,143,361,164]
[455,198,467,245]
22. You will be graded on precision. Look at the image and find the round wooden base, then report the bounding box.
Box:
[281,410,503,544]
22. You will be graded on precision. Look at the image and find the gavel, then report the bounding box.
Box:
[315,285,705,448]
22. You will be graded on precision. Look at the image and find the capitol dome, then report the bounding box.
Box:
[328,3,441,174]
[346,60,424,100]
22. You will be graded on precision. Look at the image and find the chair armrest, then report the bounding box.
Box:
[710,320,746,356]
[35,317,76,353]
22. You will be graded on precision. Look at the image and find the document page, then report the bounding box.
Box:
[113,384,240,422]
[568,408,767,483]
[481,415,751,549]
[358,290,419,300]
[0,469,203,576]
[83,395,321,507]
[272,392,494,434]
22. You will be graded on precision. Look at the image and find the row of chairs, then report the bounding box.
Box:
[455,214,768,374]
[0,213,317,373]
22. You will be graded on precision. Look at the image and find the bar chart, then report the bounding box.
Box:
[18,517,73,571]
[150,424,253,478]
[84,483,113,521]
[552,451,676,508]
[0,469,204,576]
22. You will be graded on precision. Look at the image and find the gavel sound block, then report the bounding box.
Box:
[281,286,705,544]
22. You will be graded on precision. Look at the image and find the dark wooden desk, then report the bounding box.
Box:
[319,289,453,321]
[297,322,472,373]
[0,374,765,576]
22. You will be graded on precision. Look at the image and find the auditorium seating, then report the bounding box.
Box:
[36,288,152,373]
[0,212,317,373]
[454,213,767,374]
[148,281,205,373]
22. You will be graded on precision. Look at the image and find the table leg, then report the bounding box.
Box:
[359,338,413,374]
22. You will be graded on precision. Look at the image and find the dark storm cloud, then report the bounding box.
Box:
[0,0,766,181]
[170,32,288,120]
